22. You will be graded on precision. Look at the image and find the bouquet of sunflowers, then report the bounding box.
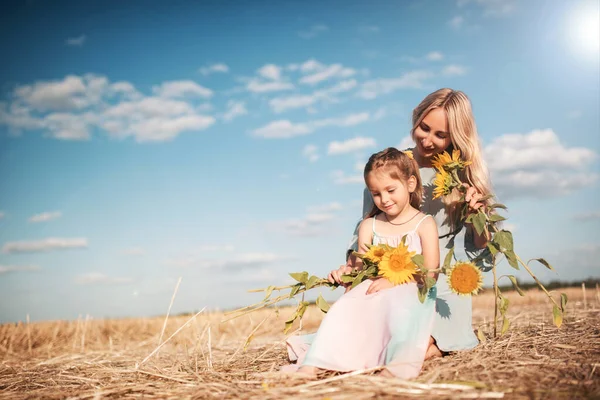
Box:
[227,150,567,337]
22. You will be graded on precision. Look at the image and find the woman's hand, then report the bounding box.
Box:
[463,184,486,213]
[366,278,394,295]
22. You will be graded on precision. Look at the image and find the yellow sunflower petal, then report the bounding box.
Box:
[377,243,418,285]
[447,261,483,296]
[403,149,414,160]
[432,169,453,199]
[364,244,389,264]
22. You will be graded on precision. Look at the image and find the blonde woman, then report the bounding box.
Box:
[332,88,494,358]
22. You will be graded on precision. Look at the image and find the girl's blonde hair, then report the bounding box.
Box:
[411,88,493,223]
[364,147,423,218]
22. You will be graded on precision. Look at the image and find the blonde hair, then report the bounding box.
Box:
[411,88,494,223]
[364,147,423,218]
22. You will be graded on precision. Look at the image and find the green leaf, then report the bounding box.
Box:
[340,275,355,283]
[425,276,437,288]
[443,247,455,270]
[305,275,320,290]
[505,249,519,270]
[488,214,506,223]
[289,271,309,284]
[486,242,500,256]
[489,203,508,210]
[504,275,525,296]
[530,258,555,272]
[552,305,563,328]
[560,293,568,312]
[411,254,425,268]
[501,317,510,335]
[316,294,330,313]
[284,319,294,334]
[476,328,486,343]
[264,286,274,301]
[417,286,428,304]
[479,194,495,202]
[465,213,475,224]
[472,210,487,236]
[499,296,509,315]
[493,230,514,252]
[289,283,301,298]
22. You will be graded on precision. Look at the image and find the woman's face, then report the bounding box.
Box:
[413,108,452,160]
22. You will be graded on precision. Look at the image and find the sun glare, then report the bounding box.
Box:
[568,2,600,58]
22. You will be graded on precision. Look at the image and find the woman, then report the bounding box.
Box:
[333,88,494,358]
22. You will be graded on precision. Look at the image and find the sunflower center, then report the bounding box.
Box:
[451,266,480,293]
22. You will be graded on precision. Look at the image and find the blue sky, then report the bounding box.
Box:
[1,0,599,323]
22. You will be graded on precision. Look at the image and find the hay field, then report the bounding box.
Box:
[1,286,598,399]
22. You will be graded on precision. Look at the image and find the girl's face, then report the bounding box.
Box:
[413,107,452,160]
[366,169,415,217]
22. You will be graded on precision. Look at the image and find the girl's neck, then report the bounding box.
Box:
[384,206,419,225]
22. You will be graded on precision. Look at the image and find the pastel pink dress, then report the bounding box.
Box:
[284,215,437,379]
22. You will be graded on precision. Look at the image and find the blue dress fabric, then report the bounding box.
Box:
[347,166,480,352]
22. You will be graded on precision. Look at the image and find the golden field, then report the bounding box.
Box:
[1,286,598,399]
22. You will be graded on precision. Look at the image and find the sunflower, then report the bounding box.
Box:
[363,244,390,264]
[377,243,418,285]
[446,261,483,296]
[432,169,453,199]
[402,149,414,160]
[432,149,471,172]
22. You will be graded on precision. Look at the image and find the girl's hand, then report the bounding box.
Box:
[366,278,394,295]
[328,264,353,285]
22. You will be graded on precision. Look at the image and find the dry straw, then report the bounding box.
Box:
[1,287,597,399]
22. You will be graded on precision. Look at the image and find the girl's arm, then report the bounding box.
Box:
[328,218,372,284]
[418,216,440,279]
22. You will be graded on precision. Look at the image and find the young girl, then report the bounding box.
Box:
[285,148,440,378]
[341,88,493,359]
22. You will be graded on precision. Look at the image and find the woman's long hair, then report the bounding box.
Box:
[411,88,494,224]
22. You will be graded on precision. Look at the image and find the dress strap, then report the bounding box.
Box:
[413,214,432,232]
[372,216,378,235]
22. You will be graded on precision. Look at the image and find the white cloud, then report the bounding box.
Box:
[251,120,312,139]
[458,0,516,17]
[252,111,371,139]
[573,211,600,221]
[442,65,468,76]
[307,202,343,213]
[269,79,357,113]
[298,24,328,39]
[397,135,415,150]
[74,272,133,285]
[122,247,145,256]
[222,100,248,122]
[246,79,294,93]
[331,170,364,185]
[28,211,62,223]
[448,16,465,29]
[300,59,326,73]
[328,137,376,155]
[199,63,229,76]
[357,71,432,99]
[0,211,4,219]
[257,64,282,81]
[567,110,582,119]
[2,238,88,254]
[300,64,356,85]
[485,129,599,199]
[278,213,336,237]
[426,51,444,61]
[198,244,235,252]
[169,252,288,270]
[152,81,213,99]
[0,265,40,274]
[1,75,217,143]
[373,107,387,120]
[359,25,380,33]
[66,35,86,46]
[303,144,319,162]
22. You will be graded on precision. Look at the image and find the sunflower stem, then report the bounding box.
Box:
[492,255,499,338]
